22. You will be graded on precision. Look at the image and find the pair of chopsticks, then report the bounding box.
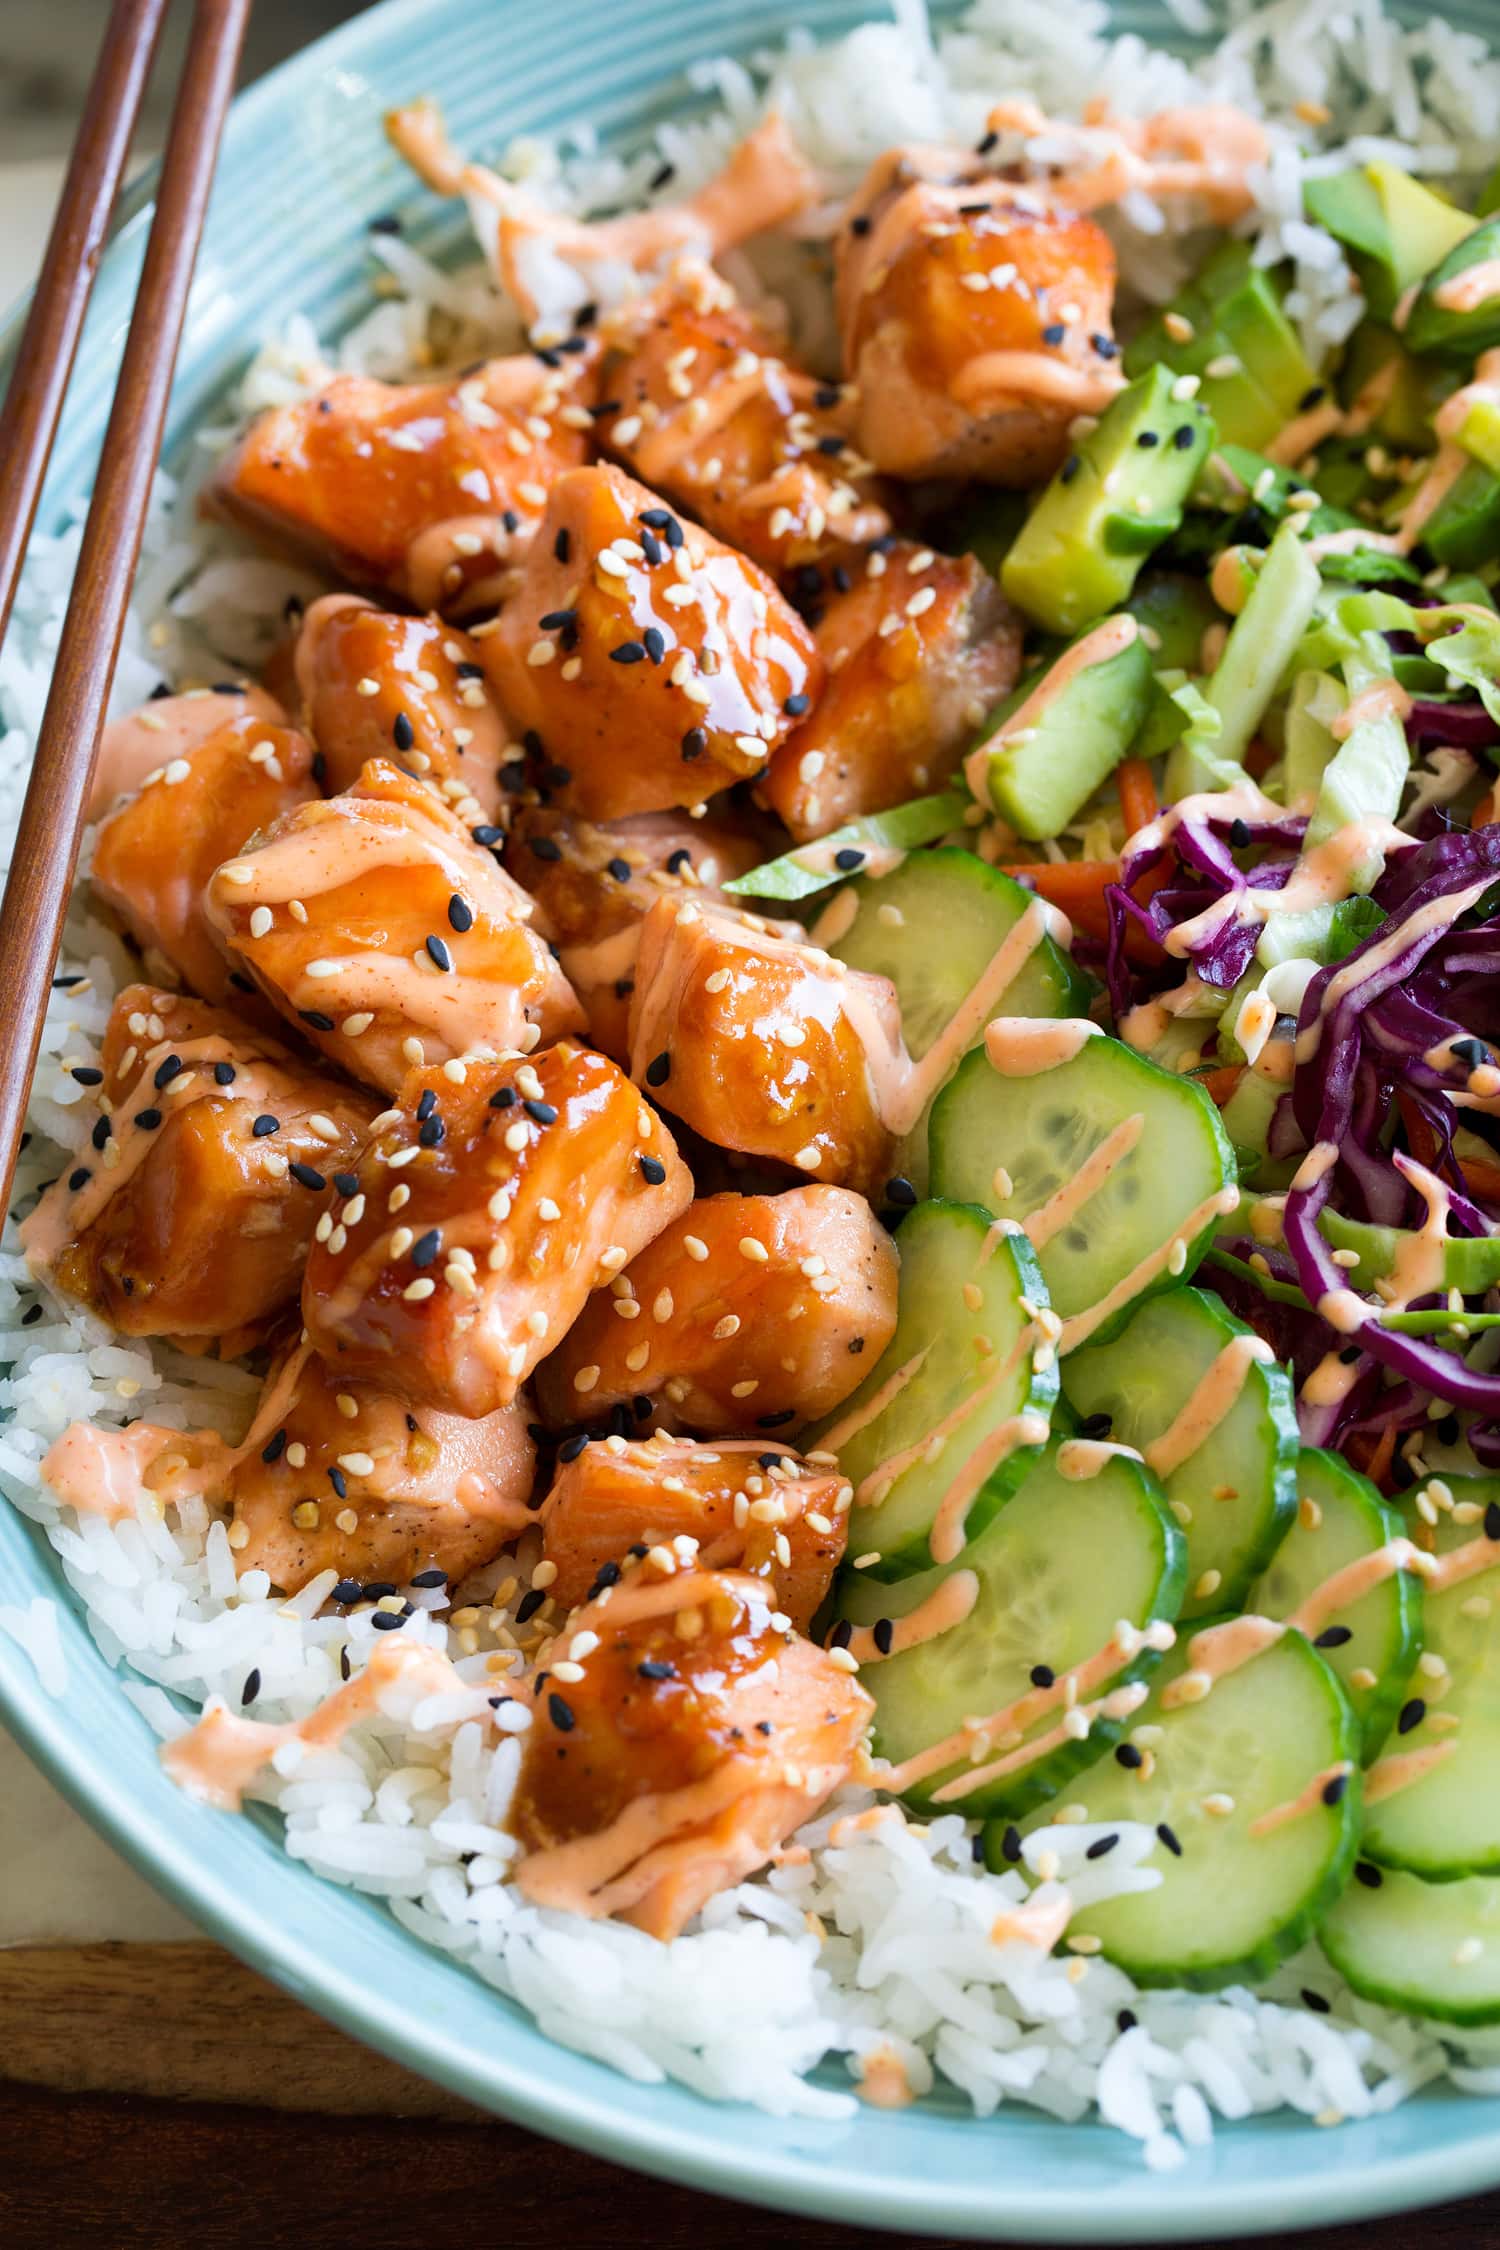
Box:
[0,0,252,1216]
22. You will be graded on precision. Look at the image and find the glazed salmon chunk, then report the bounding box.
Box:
[627,896,901,1193]
[761,541,1022,839]
[90,713,319,1007]
[292,594,512,818]
[91,683,288,819]
[502,804,766,1059]
[302,1040,693,1417]
[202,758,581,1093]
[482,463,823,819]
[596,270,893,578]
[21,985,375,1341]
[536,1431,851,1630]
[535,1186,898,1434]
[210,351,596,610]
[226,1339,536,1593]
[837,149,1122,483]
[509,1564,870,1937]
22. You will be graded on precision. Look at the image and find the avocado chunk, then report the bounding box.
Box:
[1000,366,1214,635]
[1422,457,1500,570]
[1338,322,1460,453]
[942,488,1030,582]
[1405,216,1500,358]
[1126,569,1221,670]
[1456,394,1500,478]
[1125,243,1317,451]
[1304,163,1475,323]
[971,619,1154,840]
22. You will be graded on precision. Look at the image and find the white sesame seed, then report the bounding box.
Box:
[739,1236,770,1262]
[248,906,274,939]
[403,1278,437,1301]
[793,1145,823,1171]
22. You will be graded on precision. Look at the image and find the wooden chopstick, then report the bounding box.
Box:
[0,0,253,1219]
[0,0,171,653]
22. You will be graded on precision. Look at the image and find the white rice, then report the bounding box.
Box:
[5,0,1500,2166]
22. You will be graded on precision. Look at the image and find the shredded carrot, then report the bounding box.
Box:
[1351,1424,1399,1493]
[1201,1065,1245,1107]
[1398,1090,1439,1171]
[1002,859,1120,946]
[1116,757,1158,839]
[1458,1152,1500,1203]
[1474,784,1499,830]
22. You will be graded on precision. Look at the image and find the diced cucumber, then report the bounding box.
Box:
[1320,1209,1500,1296]
[724,789,970,904]
[1252,1448,1422,1757]
[812,1199,1056,1580]
[1362,1476,1500,1881]
[1280,669,1345,815]
[929,1034,1237,1350]
[1063,1286,1297,1618]
[1016,1621,1360,1989]
[971,625,1154,840]
[1217,1067,1286,1181]
[1405,215,1500,360]
[824,849,1089,1059]
[836,1437,1184,1817]
[1000,367,1214,636]
[1322,1864,1500,2025]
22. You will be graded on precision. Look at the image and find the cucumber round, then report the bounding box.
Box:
[1252,1448,1422,1758]
[1322,1864,1500,2026]
[827,849,1089,1060]
[1063,1286,1297,1619]
[836,1437,1185,1818]
[1012,1621,1360,1989]
[1362,1475,1500,1881]
[929,1033,1236,1351]
[811,1199,1057,1579]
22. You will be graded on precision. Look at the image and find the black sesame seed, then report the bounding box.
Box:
[363,1582,398,1600]
[999,1822,1023,1863]
[971,1832,985,1863]
[834,847,866,871]
[410,1568,448,1588]
[1076,1411,1113,1440]
[756,1409,797,1429]
[419,1116,445,1148]
[369,212,403,235]
[416,1089,438,1123]
[1136,430,1160,448]
[371,1611,404,1631]
[1354,1860,1384,1889]
[91,1115,112,1150]
[558,1433,590,1464]
[588,1560,623,1597]
[681,727,707,760]
[21,1304,43,1326]
[410,1229,442,1269]
[1455,1036,1488,1067]
[1156,1821,1183,1857]
[213,1061,237,1087]
[154,1054,184,1089]
[1172,424,1196,450]
[645,1050,671,1087]
[1115,1742,1144,1768]
[640,530,664,566]
[70,1066,103,1086]
[489,1085,517,1109]
[242,1669,261,1703]
[67,1167,91,1192]
[1092,334,1120,359]
[574,301,598,330]
[850,212,873,236]
[328,1467,348,1499]
[539,608,578,631]
[553,528,571,563]
[814,385,841,409]
[333,1172,359,1198]
[289,1162,326,1191]
[311,750,327,785]
[1397,1699,1426,1735]
[133,1108,162,1131]
[1322,1771,1350,1805]
[1338,1344,1362,1364]
[643,626,666,665]
[1299,384,1327,412]
[1059,454,1081,483]
[530,836,563,863]
[523,1099,557,1124]
[1487,1501,1500,1542]
[884,1175,918,1209]
[665,848,692,874]
[607,857,632,883]
[639,1154,667,1185]
[615,977,635,1000]
[472,824,504,847]
[548,1691,576,1732]
[1117,2009,1138,2034]
[1029,1664,1055,1688]
[648,159,676,191]
[516,1588,547,1624]
[1086,1833,1119,1860]
[873,1618,895,1656]
[425,933,453,972]
[783,692,812,718]
[393,712,415,753]
[1301,1986,1332,2014]
[52,974,84,988]
[339,1645,352,1679]
[299,1011,335,1032]
[250,1112,280,1140]
[1040,322,1066,345]
[1228,816,1252,848]
[829,1620,854,1651]
[1436,1416,1461,1446]
[610,641,647,665]
[1314,1625,1353,1648]
[448,895,474,935]
[638,1658,676,1680]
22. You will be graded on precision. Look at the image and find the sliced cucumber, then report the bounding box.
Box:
[811,1199,1057,1579]
[724,790,970,904]
[1064,1286,1297,1618]
[1252,1449,1422,1757]
[836,1437,1184,1817]
[1320,1210,1500,1296]
[1362,1476,1500,1881]
[1322,1864,1500,2025]
[929,1034,1236,1351]
[1011,1621,1360,1989]
[825,849,1089,1060]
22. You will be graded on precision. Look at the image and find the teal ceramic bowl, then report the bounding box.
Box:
[4,0,1500,2234]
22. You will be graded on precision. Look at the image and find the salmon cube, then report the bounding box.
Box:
[201,758,582,1094]
[510,1564,870,1936]
[535,1186,898,1436]
[301,1040,694,1418]
[536,1432,851,1631]
[209,353,596,611]
[627,896,900,1193]
[760,543,1022,840]
[482,463,822,819]
[292,594,512,819]
[227,1340,536,1594]
[20,985,375,1341]
[596,279,892,577]
[91,683,287,819]
[837,153,1121,483]
[91,713,319,1008]
[502,804,767,1059]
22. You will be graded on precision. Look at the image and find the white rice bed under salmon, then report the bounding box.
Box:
[7,0,1500,2168]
